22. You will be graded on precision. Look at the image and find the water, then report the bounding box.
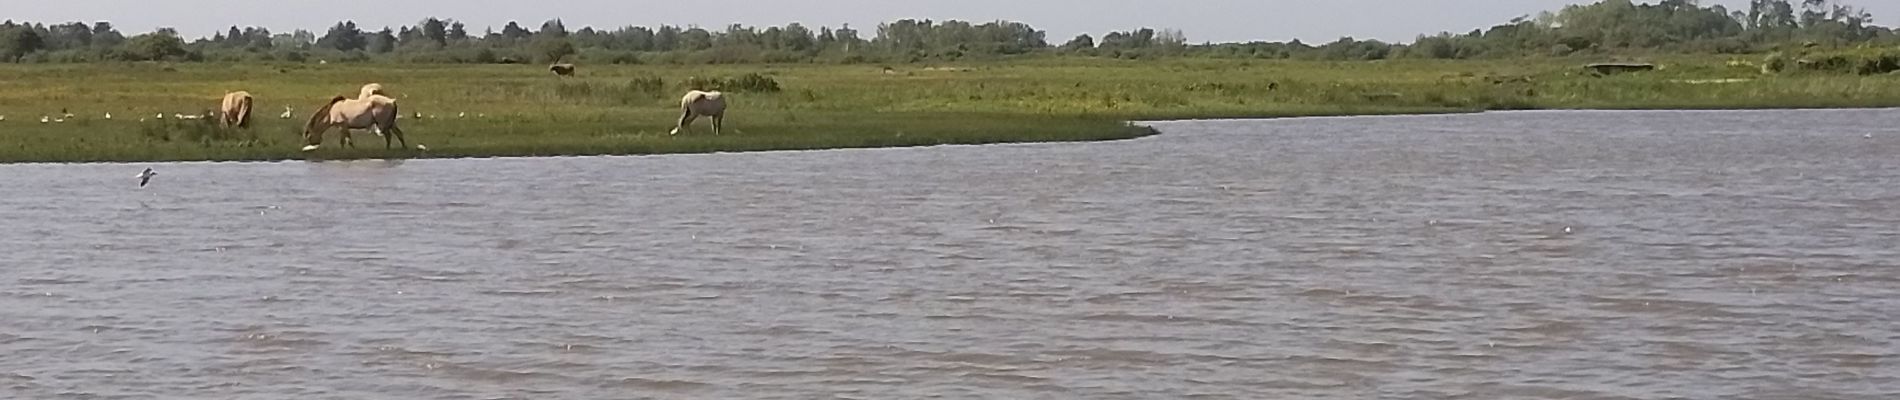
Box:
[4,109,1898,399]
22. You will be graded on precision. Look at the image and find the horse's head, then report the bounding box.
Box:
[303,96,349,139]
[360,83,386,98]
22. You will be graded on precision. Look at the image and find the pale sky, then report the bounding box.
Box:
[8,0,1898,44]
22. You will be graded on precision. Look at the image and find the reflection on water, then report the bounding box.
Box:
[3,109,1898,399]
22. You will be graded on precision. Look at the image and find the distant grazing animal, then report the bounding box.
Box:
[303,93,409,151]
[670,90,727,135]
[220,91,254,128]
[549,63,577,76]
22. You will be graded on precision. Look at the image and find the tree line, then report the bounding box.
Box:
[0,0,1893,65]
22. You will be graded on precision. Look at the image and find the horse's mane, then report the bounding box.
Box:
[304,96,347,134]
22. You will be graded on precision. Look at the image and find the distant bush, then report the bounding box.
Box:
[1762,52,1789,74]
[680,73,782,93]
[1791,49,1900,75]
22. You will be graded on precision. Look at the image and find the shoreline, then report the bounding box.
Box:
[7,105,1898,166]
[5,59,1896,165]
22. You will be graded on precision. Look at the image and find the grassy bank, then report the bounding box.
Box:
[0,56,1896,163]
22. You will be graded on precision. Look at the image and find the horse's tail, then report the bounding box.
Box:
[304,96,346,137]
[235,95,253,128]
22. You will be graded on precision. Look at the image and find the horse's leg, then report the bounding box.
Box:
[391,125,408,149]
[671,110,695,135]
[341,129,354,149]
[712,114,723,135]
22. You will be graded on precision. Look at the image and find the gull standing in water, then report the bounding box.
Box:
[137,168,156,187]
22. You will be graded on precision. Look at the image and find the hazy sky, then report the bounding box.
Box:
[9,1,1898,44]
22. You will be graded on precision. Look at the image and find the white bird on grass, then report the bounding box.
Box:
[280,106,294,119]
[104,112,112,120]
[40,116,50,123]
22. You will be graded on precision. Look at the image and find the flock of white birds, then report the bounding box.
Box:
[3,106,486,124]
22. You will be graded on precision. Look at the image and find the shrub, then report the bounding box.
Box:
[1762,52,1788,74]
[1792,49,1900,75]
[679,73,782,93]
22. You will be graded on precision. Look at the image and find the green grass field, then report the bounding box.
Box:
[1,56,1896,163]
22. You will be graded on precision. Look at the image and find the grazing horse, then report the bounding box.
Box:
[670,90,727,135]
[220,91,254,128]
[303,93,408,151]
[549,63,577,76]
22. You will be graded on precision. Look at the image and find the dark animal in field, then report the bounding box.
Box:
[549,63,577,76]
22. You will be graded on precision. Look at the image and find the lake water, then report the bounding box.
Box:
[3,109,1898,399]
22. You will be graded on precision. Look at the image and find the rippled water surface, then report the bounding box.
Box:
[4,109,1899,399]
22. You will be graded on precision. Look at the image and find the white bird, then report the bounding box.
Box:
[40,116,50,123]
[104,112,112,120]
[458,112,467,118]
[61,108,75,119]
[0,115,6,122]
[279,106,293,119]
[413,112,423,119]
[54,118,66,123]
[155,113,165,120]
[136,168,156,187]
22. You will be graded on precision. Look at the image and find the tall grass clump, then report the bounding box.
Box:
[554,76,671,104]
[138,119,262,147]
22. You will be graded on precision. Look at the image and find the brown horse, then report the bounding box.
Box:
[220,91,254,128]
[302,92,409,151]
[549,63,577,76]
[670,90,727,135]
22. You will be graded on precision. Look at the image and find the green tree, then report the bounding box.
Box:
[317,21,365,51]
[534,37,576,62]
[421,18,448,46]
[0,25,46,61]
[122,31,187,61]
[1060,34,1095,52]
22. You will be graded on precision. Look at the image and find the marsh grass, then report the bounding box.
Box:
[0,57,1896,163]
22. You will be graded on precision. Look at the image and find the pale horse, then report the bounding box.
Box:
[670,90,727,135]
[302,85,410,151]
[220,91,254,128]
